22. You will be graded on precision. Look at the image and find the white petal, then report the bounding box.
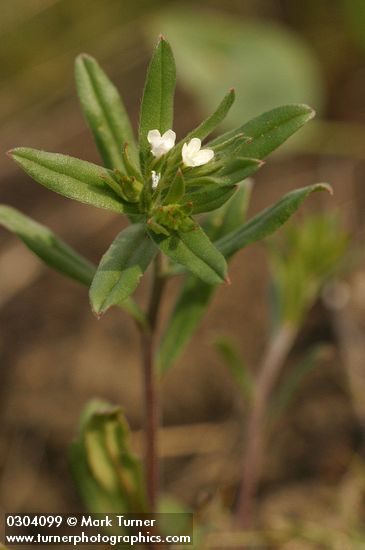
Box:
[151,145,165,158]
[187,138,201,154]
[162,129,176,143]
[182,142,189,163]
[147,129,161,145]
[164,138,175,150]
[191,148,214,166]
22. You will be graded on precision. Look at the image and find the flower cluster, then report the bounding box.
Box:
[147,129,214,167]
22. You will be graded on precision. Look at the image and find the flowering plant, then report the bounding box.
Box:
[0,37,330,525]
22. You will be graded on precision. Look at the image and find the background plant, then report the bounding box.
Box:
[216,212,348,528]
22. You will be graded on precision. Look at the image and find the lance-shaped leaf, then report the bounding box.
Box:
[90,224,156,314]
[9,148,137,214]
[75,54,138,171]
[216,183,332,258]
[209,104,315,159]
[149,224,228,285]
[0,205,145,324]
[185,184,237,214]
[0,205,95,286]
[139,37,176,169]
[69,399,147,514]
[157,182,251,373]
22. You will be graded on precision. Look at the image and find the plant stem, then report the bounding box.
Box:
[140,254,165,512]
[236,323,297,528]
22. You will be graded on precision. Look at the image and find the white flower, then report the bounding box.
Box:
[182,138,214,167]
[147,129,176,158]
[151,170,161,190]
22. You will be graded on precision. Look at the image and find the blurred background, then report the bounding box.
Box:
[1,0,365,547]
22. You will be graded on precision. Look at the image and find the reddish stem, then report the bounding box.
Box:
[140,255,165,512]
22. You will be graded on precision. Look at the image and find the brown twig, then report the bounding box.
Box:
[236,323,297,528]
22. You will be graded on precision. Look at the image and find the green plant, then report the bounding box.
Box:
[1,37,330,532]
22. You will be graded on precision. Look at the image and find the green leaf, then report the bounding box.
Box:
[216,183,332,258]
[0,205,146,324]
[0,205,95,286]
[75,54,138,171]
[149,224,228,285]
[219,157,262,184]
[214,336,254,399]
[158,184,251,373]
[163,168,185,204]
[9,148,137,213]
[69,399,147,514]
[185,184,237,214]
[139,37,176,169]
[209,104,315,159]
[90,224,156,314]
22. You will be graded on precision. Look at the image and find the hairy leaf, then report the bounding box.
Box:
[216,183,332,257]
[139,37,176,169]
[185,184,237,214]
[0,205,94,286]
[9,148,137,213]
[90,224,156,314]
[0,205,145,324]
[149,224,228,285]
[209,104,315,159]
[75,54,138,170]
